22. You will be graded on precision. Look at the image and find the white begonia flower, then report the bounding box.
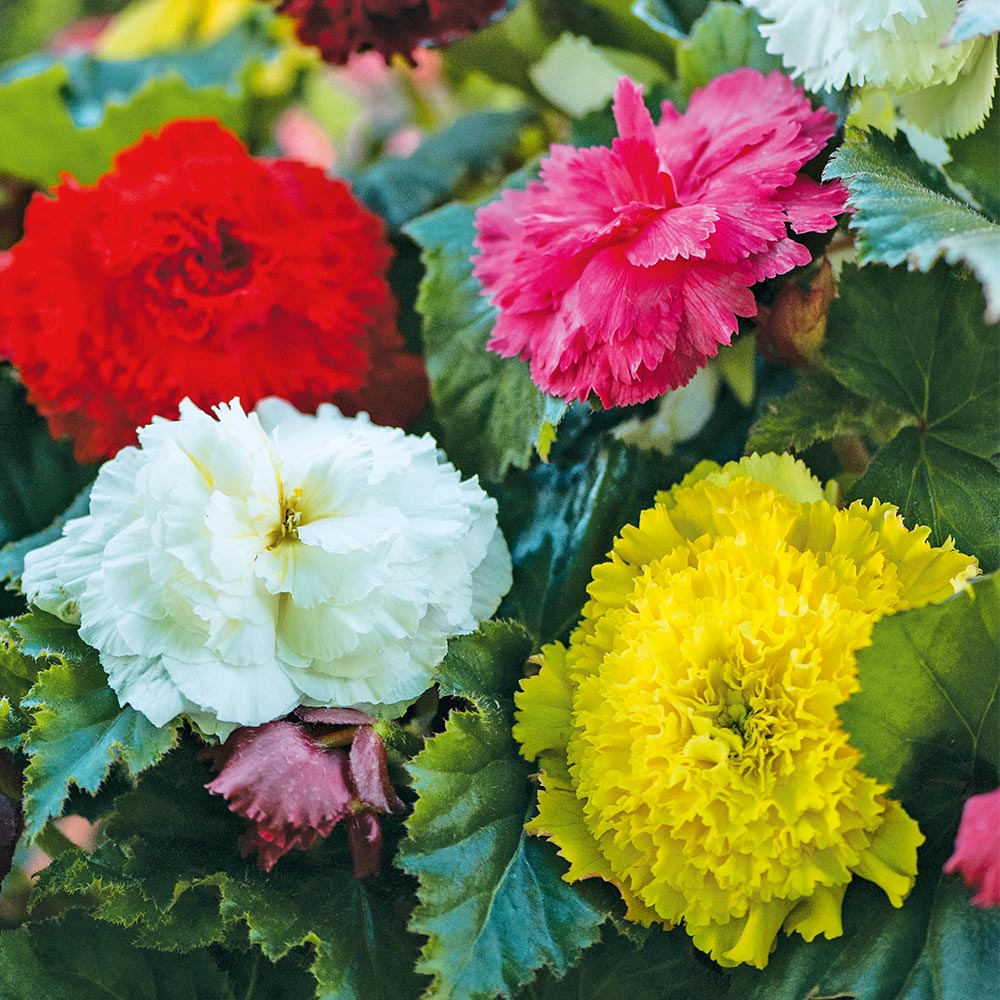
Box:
[742,0,998,137]
[22,398,512,732]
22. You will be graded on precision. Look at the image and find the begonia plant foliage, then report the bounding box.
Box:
[0,1,996,999]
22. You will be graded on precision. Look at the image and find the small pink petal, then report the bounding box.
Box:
[781,175,851,234]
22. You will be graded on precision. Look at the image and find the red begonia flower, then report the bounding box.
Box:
[473,70,847,408]
[275,0,506,64]
[0,119,426,462]
[944,788,1000,908]
[205,714,403,874]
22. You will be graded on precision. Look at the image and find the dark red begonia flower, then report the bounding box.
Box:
[205,709,403,875]
[275,0,506,64]
[0,119,427,462]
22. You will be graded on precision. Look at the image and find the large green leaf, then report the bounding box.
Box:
[405,198,566,482]
[349,109,534,231]
[725,575,1000,999]
[825,264,1000,570]
[0,64,246,189]
[398,624,605,1000]
[826,130,1000,321]
[842,573,999,823]
[495,439,687,645]
[0,910,231,1000]
[15,611,180,840]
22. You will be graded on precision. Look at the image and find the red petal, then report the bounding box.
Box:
[347,811,383,878]
[349,725,404,814]
[294,707,375,726]
[205,721,353,835]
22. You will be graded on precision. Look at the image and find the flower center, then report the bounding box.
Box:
[267,491,304,549]
[157,220,253,296]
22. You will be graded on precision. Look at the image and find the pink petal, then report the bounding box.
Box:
[623,205,718,266]
[781,175,850,234]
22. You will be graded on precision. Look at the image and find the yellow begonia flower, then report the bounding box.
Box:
[514,453,978,969]
[98,0,253,57]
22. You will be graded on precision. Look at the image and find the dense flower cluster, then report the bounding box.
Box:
[473,71,846,408]
[945,788,1000,907]
[0,119,426,462]
[514,454,978,968]
[741,0,999,137]
[21,399,511,733]
[206,708,403,874]
[274,0,506,64]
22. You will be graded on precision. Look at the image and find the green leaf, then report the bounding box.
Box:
[823,264,1000,570]
[945,88,1000,219]
[528,923,728,999]
[0,64,246,189]
[405,198,567,482]
[15,611,180,840]
[39,743,427,999]
[220,868,425,1000]
[435,621,534,709]
[852,430,1000,571]
[0,910,232,1000]
[628,0,710,42]
[400,717,605,999]
[825,129,1000,321]
[675,1,783,95]
[0,370,96,554]
[399,624,604,1000]
[222,950,317,1000]
[946,0,1000,43]
[746,371,907,456]
[496,439,688,645]
[349,109,534,231]
[728,575,1000,999]
[842,574,999,822]
[0,618,43,749]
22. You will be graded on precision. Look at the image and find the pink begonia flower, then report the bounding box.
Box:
[473,70,847,407]
[205,708,403,875]
[944,788,1000,907]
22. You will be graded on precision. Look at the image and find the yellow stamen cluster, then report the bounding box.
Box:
[514,454,977,969]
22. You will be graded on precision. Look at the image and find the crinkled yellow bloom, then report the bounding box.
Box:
[514,453,978,969]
